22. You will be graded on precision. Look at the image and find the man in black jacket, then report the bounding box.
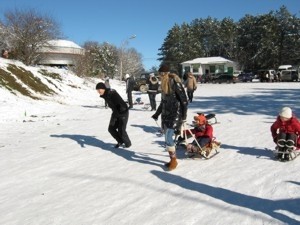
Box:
[96,82,131,148]
[125,74,135,109]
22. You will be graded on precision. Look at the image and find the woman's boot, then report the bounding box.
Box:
[165,146,178,170]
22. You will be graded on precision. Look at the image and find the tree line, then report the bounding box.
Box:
[158,6,300,74]
[0,8,144,79]
[1,6,299,78]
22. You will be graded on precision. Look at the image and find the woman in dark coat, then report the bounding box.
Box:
[152,65,188,170]
[96,82,131,148]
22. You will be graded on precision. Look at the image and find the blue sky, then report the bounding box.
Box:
[1,0,299,70]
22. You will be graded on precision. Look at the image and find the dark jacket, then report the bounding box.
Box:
[100,88,128,117]
[126,76,135,93]
[271,116,300,147]
[154,74,188,131]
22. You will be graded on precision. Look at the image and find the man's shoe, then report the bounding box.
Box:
[124,143,131,148]
[114,143,123,148]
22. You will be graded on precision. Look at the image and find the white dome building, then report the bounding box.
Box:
[37,39,85,67]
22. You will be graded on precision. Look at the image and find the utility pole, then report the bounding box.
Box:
[119,35,136,81]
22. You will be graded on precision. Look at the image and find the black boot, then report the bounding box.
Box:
[286,139,295,151]
[114,142,123,148]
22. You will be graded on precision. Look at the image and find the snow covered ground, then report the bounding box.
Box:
[1,60,300,225]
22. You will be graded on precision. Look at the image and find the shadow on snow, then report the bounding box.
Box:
[151,170,300,225]
[50,134,165,168]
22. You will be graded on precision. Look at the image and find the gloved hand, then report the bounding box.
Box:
[152,114,158,121]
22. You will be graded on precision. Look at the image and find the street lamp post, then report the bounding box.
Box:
[119,35,136,81]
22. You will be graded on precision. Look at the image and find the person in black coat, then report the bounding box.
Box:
[152,65,188,170]
[147,73,159,111]
[125,74,135,109]
[96,82,131,148]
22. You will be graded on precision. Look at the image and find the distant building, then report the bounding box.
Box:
[181,56,236,77]
[37,39,84,67]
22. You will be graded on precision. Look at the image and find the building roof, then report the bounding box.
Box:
[38,39,84,56]
[37,39,84,66]
[45,39,83,49]
[181,56,234,65]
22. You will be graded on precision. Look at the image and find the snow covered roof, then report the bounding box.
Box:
[45,39,83,49]
[181,56,234,65]
[37,39,84,66]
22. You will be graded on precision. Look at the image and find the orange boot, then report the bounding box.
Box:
[165,147,178,170]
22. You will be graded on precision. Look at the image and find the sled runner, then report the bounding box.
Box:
[142,103,151,110]
[185,137,221,159]
[273,146,300,162]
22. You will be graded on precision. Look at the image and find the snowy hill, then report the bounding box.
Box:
[1,58,300,225]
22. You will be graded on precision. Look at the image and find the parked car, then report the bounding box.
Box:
[133,72,159,93]
[237,72,254,82]
[281,70,299,82]
[200,74,212,83]
[233,70,242,77]
[200,73,219,83]
[256,69,276,82]
[212,74,237,84]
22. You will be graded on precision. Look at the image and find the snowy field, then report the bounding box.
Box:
[1,63,300,225]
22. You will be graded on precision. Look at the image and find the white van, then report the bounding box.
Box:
[278,65,293,73]
[281,70,299,81]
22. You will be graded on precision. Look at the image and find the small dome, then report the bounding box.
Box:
[46,39,82,49]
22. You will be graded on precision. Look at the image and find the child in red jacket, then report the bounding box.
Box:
[271,107,300,159]
[177,114,215,157]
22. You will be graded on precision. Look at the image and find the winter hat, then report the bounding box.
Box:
[279,107,292,119]
[125,74,130,79]
[158,64,170,72]
[95,82,106,90]
[149,73,155,77]
[194,114,206,125]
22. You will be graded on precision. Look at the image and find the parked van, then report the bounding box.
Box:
[278,65,293,72]
[281,70,299,81]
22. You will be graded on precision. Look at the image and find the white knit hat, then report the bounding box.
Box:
[279,107,292,119]
[125,74,130,79]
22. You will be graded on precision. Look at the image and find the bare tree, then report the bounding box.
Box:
[119,48,144,77]
[3,8,61,65]
[0,21,10,51]
[75,41,143,78]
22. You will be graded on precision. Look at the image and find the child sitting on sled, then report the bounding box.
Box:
[271,107,300,160]
[177,113,220,158]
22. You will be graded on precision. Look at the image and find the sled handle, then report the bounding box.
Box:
[183,122,203,151]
